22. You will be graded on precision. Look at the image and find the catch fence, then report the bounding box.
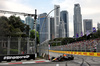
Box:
[38,38,100,56]
[0,37,35,55]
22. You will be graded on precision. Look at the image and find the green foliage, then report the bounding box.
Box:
[0,16,10,37]
[0,15,30,37]
[0,46,7,55]
[30,29,35,38]
[49,30,100,46]
[30,29,40,44]
[10,49,18,54]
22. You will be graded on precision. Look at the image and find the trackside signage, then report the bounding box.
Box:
[49,50,100,57]
[3,55,30,60]
[0,54,35,62]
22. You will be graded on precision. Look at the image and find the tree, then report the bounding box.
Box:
[0,16,10,37]
[0,15,30,37]
[9,16,26,31]
[30,29,40,44]
[9,15,29,37]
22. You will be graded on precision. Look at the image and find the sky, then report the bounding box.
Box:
[0,0,100,37]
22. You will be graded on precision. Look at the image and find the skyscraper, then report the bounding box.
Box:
[50,17,55,40]
[21,20,25,24]
[54,5,60,38]
[59,18,65,38]
[97,23,100,30]
[74,4,82,38]
[83,19,93,35]
[38,13,50,44]
[25,16,34,30]
[60,11,69,37]
[36,18,40,34]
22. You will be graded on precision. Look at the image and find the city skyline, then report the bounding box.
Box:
[25,16,34,30]
[38,13,50,44]
[74,4,82,38]
[54,5,60,38]
[83,19,93,35]
[0,0,100,37]
[60,10,69,37]
[97,23,100,30]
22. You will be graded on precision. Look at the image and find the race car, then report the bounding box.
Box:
[66,54,74,60]
[50,54,74,62]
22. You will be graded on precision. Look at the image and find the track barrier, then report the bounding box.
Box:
[49,50,100,57]
[0,54,35,62]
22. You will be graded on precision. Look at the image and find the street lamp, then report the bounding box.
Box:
[40,7,60,59]
[40,7,60,33]
[34,9,37,55]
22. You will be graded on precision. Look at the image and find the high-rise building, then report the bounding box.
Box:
[25,16,34,30]
[59,18,65,38]
[83,19,93,35]
[97,23,100,30]
[38,13,50,44]
[60,11,69,37]
[50,17,55,40]
[21,20,25,24]
[54,5,60,38]
[74,4,82,38]
[36,18,40,34]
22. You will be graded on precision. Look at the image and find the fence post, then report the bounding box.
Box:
[27,37,29,54]
[7,37,10,55]
[18,37,21,54]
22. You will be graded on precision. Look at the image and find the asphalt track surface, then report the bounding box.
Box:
[1,52,100,66]
[1,58,100,66]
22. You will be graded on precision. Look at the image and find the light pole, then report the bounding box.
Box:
[40,7,60,33]
[40,7,60,59]
[34,9,37,55]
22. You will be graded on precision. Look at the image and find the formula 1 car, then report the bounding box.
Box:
[50,54,74,62]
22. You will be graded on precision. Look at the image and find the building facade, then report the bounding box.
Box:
[36,18,40,34]
[38,13,50,44]
[25,16,34,30]
[83,19,93,35]
[74,4,82,38]
[21,20,25,24]
[50,17,55,40]
[59,18,65,38]
[54,5,60,38]
[60,10,69,37]
[97,23,100,30]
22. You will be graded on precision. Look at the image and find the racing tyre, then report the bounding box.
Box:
[51,57,55,60]
[71,57,74,60]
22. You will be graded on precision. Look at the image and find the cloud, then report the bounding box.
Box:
[0,0,100,37]
[6,1,35,13]
[0,0,35,19]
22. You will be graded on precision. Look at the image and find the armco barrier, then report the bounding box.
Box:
[0,54,35,62]
[49,50,100,57]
